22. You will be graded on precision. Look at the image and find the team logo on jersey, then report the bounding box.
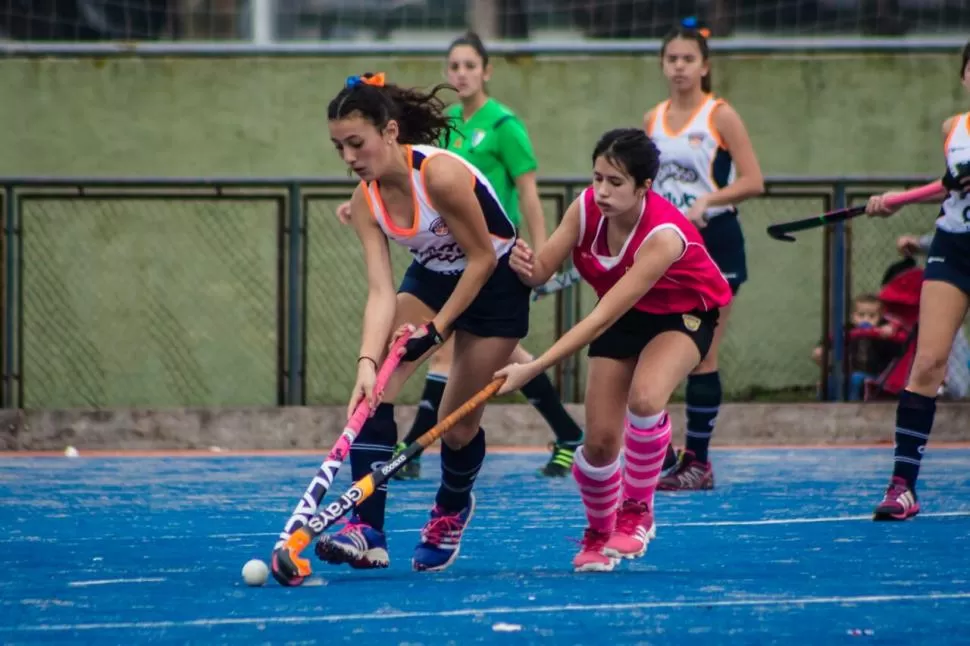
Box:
[682,314,701,332]
[657,162,699,185]
[429,217,450,237]
[687,132,706,148]
[471,129,487,147]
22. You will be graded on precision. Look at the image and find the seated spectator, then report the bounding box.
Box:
[845,293,903,401]
[812,293,905,401]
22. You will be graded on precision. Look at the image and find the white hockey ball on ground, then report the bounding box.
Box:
[242,559,269,587]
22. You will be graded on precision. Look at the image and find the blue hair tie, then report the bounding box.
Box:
[681,16,698,28]
[345,75,363,88]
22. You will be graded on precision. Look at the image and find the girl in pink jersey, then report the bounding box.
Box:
[495,128,732,571]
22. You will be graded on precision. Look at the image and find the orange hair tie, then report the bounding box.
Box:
[698,28,711,38]
[346,72,386,89]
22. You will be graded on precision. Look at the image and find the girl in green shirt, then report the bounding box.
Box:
[335,32,583,479]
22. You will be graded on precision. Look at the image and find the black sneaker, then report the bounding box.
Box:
[539,443,576,477]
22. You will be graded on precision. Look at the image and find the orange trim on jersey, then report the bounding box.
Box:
[943,114,963,154]
[706,98,728,151]
[373,145,420,238]
[644,107,660,135]
[661,94,713,138]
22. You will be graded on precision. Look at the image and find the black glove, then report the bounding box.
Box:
[943,162,970,193]
[401,322,444,362]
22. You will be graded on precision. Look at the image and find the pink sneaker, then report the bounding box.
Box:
[603,499,655,559]
[873,476,920,521]
[572,528,617,572]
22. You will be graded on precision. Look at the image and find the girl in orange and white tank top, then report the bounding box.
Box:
[860,40,970,521]
[643,20,765,491]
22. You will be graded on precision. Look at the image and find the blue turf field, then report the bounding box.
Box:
[2,448,970,644]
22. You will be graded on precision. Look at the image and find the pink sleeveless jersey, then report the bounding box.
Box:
[571,188,732,315]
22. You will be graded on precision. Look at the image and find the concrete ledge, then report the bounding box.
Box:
[1,403,968,451]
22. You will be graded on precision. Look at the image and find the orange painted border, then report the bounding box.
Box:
[3,443,970,458]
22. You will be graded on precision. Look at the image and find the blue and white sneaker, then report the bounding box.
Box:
[314,516,389,569]
[412,494,476,572]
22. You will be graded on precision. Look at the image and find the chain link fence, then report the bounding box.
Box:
[7,177,952,409]
[847,189,940,299]
[19,192,281,408]
[304,195,424,406]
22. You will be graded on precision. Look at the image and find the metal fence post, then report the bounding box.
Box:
[828,182,848,401]
[286,182,304,406]
[2,185,12,408]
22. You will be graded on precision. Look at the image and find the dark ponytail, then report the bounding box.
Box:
[328,73,458,146]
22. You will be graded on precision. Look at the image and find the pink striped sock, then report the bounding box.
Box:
[571,447,621,534]
[622,410,672,504]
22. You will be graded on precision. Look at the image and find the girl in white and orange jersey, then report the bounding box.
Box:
[864,40,970,521]
[644,20,765,491]
[284,72,529,580]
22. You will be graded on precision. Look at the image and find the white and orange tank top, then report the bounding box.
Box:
[361,144,516,274]
[646,96,736,220]
[941,112,970,234]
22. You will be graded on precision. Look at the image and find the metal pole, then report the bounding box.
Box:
[251,0,275,45]
[286,183,303,405]
[2,186,12,407]
[829,183,848,401]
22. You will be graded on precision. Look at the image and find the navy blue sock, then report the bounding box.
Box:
[436,428,486,512]
[892,390,936,489]
[402,374,447,445]
[350,403,396,530]
[685,372,722,464]
[521,372,584,446]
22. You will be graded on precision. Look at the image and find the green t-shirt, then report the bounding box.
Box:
[442,98,538,227]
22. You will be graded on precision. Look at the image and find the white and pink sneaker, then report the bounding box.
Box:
[573,527,617,572]
[603,499,656,559]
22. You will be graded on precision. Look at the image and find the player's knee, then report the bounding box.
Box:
[439,418,480,449]
[909,352,948,389]
[581,433,622,466]
[626,390,668,419]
